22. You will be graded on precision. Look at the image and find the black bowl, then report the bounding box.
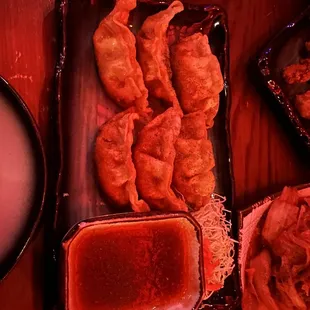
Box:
[0,76,47,281]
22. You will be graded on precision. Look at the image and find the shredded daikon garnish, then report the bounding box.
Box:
[192,193,236,298]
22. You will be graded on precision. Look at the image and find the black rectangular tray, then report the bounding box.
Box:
[54,0,239,308]
[257,6,310,150]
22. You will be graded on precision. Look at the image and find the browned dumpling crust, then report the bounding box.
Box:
[171,33,223,127]
[173,111,215,209]
[93,0,150,115]
[95,108,150,212]
[137,1,184,113]
[134,108,188,211]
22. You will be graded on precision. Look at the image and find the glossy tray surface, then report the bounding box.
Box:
[55,1,238,308]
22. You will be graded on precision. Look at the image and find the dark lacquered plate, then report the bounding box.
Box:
[237,183,310,305]
[257,6,310,150]
[0,76,46,281]
[55,0,239,308]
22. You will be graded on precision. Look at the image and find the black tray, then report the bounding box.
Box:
[55,0,239,308]
[257,6,310,150]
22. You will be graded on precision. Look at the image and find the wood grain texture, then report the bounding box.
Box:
[0,0,56,309]
[0,0,310,309]
[223,0,310,207]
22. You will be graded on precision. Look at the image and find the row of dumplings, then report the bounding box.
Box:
[93,0,224,212]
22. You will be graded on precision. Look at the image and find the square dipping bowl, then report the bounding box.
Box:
[61,212,205,310]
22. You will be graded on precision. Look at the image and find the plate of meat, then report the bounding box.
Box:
[257,6,310,150]
[55,0,239,308]
[238,184,310,310]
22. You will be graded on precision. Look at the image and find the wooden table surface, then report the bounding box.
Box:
[0,0,310,309]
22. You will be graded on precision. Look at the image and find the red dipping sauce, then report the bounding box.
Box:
[62,213,205,310]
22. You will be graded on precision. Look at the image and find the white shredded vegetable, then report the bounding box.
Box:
[192,193,236,298]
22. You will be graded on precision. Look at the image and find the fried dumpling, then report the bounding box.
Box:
[204,95,220,128]
[95,109,150,212]
[137,1,183,112]
[134,108,188,211]
[173,111,215,209]
[171,33,223,127]
[93,0,150,114]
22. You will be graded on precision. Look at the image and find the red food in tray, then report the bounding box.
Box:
[62,213,205,310]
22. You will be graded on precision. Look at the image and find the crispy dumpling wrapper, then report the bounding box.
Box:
[134,108,187,211]
[93,0,150,114]
[137,1,183,112]
[95,109,150,212]
[204,95,220,128]
[171,33,223,127]
[173,111,215,209]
